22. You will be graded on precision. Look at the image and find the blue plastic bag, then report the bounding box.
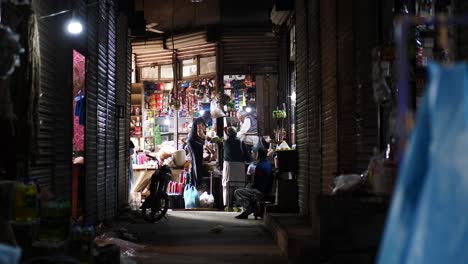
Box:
[183,184,199,209]
[378,62,468,264]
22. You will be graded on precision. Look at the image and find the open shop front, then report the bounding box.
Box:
[130,32,223,211]
[130,28,286,213]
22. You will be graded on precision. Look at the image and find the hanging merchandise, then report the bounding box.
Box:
[210,98,225,119]
[378,63,468,264]
[0,24,25,79]
[234,88,239,111]
[74,90,85,126]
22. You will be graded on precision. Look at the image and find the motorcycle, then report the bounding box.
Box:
[140,155,172,223]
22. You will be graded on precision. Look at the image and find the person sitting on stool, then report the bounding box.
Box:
[234,146,273,219]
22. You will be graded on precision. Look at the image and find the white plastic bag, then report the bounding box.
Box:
[210,99,225,118]
[199,191,214,208]
[332,174,363,194]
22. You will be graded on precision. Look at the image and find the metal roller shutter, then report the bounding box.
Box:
[31,0,74,197]
[354,0,379,172]
[337,0,356,174]
[177,43,216,60]
[126,39,132,203]
[133,32,216,68]
[320,0,338,194]
[105,0,117,219]
[307,0,322,227]
[220,28,280,74]
[85,0,100,223]
[53,1,75,199]
[31,0,56,190]
[96,0,109,221]
[164,31,209,49]
[294,0,310,215]
[116,13,129,208]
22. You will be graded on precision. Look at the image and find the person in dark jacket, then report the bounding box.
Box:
[187,111,211,187]
[222,127,251,209]
[234,146,273,219]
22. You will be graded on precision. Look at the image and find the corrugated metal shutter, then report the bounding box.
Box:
[337,0,356,174]
[116,13,129,208]
[133,32,216,68]
[294,0,310,215]
[320,0,338,194]
[220,28,280,74]
[105,0,117,219]
[307,0,322,228]
[177,43,216,60]
[164,31,208,49]
[31,0,56,190]
[85,0,119,222]
[354,0,379,172]
[53,0,78,199]
[133,39,173,67]
[32,0,74,197]
[96,0,109,221]
[126,39,132,202]
[85,0,100,223]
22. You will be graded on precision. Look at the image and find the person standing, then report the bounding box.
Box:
[223,127,251,210]
[187,111,211,187]
[234,146,273,219]
[236,110,259,151]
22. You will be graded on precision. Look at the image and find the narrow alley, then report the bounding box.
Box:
[2,0,468,263]
[108,210,288,264]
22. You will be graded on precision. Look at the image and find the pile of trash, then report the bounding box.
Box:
[94,228,145,264]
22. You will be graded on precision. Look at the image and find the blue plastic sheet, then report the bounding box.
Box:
[0,244,21,264]
[378,62,468,264]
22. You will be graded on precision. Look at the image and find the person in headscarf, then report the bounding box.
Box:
[187,111,211,187]
[222,127,251,210]
[236,110,259,151]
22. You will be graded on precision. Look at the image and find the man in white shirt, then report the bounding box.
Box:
[237,110,259,149]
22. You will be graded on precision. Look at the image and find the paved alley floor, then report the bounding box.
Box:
[116,210,288,264]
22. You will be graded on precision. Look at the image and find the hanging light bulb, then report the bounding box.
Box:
[67,11,83,34]
[246,107,252,113]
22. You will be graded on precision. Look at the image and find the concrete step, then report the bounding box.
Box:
[264,212,318,264]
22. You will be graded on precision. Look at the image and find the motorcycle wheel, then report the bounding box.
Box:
[141,192,169,223]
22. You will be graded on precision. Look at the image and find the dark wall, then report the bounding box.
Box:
[294,0,321,240]
[353,0,380,172]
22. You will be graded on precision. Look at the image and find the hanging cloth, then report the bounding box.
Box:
[378,62,468,264]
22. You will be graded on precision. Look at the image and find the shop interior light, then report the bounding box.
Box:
[246,107,252,113]
[191,0,203,2]
[199,109,205,116]
[164,118,170,125]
